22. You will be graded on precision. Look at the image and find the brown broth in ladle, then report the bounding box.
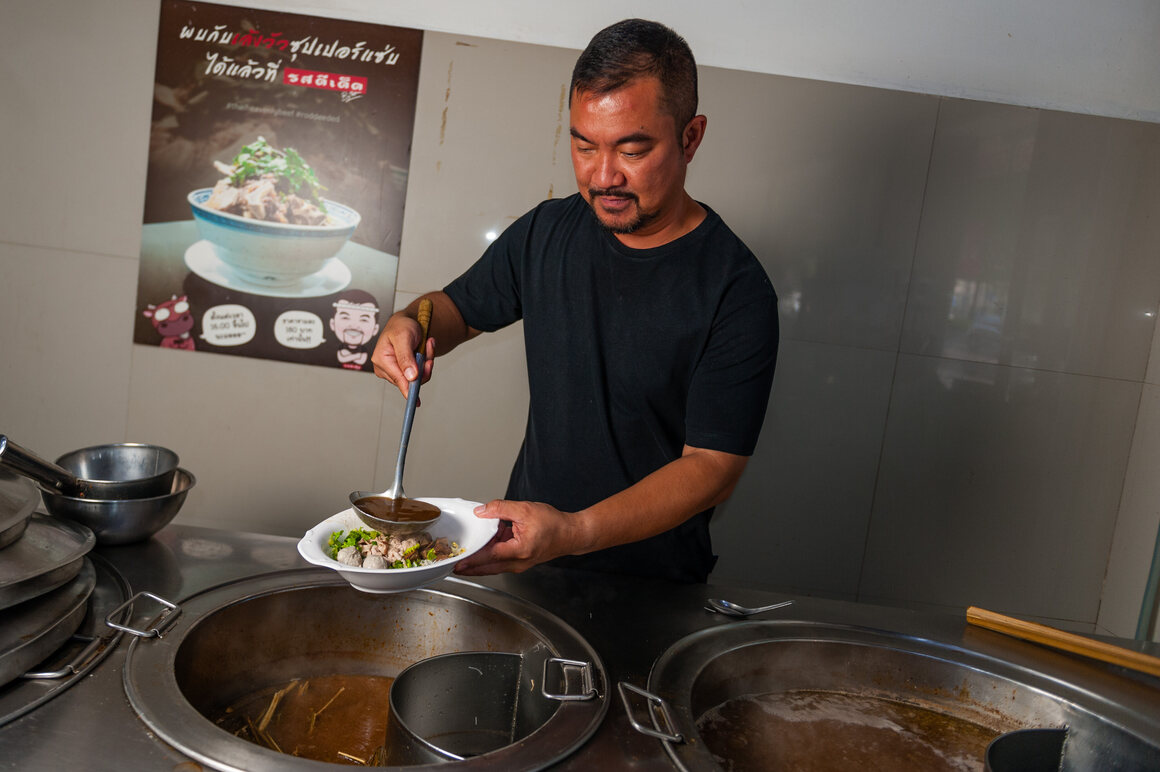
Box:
[354,496,440,523]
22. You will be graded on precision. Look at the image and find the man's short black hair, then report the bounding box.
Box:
[570,19,698,132]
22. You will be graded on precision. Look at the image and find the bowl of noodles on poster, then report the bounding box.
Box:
[188,137,360,287]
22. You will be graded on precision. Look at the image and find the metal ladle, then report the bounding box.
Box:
[0,435,93,497]
[706,598,794,617]
[350,298,442,535]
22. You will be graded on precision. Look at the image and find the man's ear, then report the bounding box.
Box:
[683,115,707,162]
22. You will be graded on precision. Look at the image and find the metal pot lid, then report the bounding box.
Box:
[0,514,95,611]
[0,554,131,727]
[0,469,38,550]
[0,558,95,691]
[0,517,29,552]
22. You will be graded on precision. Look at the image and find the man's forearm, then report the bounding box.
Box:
[569,445,748,555]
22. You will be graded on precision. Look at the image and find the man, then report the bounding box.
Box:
[373,19,778,583]
[329,289,381,370]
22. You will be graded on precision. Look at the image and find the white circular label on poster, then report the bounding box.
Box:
[200,304,256,346]
[274,311,326,349]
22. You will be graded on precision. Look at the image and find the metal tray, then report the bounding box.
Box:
[0,469,38,550]
[0,514,95,611]
[0,559,95,691]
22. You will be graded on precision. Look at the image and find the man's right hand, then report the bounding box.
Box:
[372,311,435,398]
[371,292,477,398]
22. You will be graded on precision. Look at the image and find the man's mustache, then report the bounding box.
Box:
[589,187,638,201]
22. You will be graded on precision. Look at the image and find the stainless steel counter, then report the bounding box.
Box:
[1,524,1157,770]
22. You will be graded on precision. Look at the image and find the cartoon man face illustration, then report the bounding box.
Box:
[329,289,380,369]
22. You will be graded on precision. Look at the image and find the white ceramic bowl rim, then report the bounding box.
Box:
[188,188,360,236]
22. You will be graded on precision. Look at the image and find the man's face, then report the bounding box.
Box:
[570,76,700,241]
[330,304,379,347]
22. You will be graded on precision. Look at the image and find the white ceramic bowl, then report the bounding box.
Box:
[188,188,360,287]
[297,498,499,593]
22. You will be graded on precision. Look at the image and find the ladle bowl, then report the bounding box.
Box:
[348,490,441,536]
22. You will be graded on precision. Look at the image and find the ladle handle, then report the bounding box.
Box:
[389,299,434,499]
[0,434,86,496]
[966,606,1160,678]
[391,351,424,498]
[416,297,433,354]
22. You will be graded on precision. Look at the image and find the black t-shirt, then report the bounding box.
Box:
[445,194,778,582]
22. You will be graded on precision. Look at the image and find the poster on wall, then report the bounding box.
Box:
[133,0,422,372]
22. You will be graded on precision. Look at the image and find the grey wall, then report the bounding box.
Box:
[3,1,1159,640]
[226,0,1160,123]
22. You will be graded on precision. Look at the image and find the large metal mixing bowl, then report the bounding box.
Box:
[41,468,195,545]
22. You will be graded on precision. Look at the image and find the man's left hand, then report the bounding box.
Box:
[453,499,580,575]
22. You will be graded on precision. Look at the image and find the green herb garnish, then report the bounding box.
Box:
[327,528,379,558]
[226,136,328,211]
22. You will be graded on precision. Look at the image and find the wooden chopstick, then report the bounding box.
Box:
[966,606,1160,678]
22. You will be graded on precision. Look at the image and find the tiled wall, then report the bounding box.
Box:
[708,90,1160,637]
[3,6,1158,639]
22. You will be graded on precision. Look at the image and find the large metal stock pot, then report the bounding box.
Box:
[120,568,607,771]
[620,620,1160,771]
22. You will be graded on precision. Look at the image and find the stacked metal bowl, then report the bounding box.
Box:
[0,440,191,702]
[38,443,194,546]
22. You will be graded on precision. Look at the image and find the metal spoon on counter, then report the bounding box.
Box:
[349,298,442,535]
[706,598,794,617]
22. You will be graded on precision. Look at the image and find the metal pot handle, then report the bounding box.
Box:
[22,634,106,679]
[618,681,684,743]
[541,657,598,701]
[104,591,182,638]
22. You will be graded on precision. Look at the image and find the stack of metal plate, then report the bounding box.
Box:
[0,465,97,689]
[0,467,134,726]
[0,514,94,613]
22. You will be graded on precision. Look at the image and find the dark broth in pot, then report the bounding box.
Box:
[697,689,1003,772]
[215,674,394,765]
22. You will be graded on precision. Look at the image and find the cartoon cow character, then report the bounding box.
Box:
[143,295,196,350]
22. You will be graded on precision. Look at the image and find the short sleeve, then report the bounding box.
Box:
[442,213,531,332]
[683,271,779,456]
